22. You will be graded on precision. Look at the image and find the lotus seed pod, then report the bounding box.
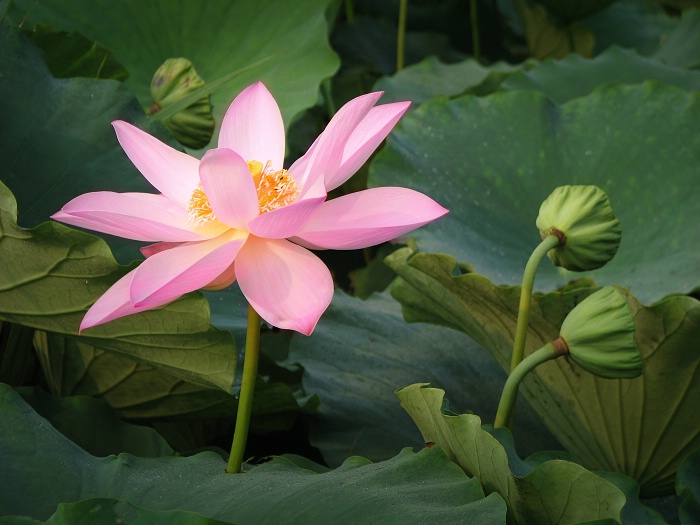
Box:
[559,286,642,379]
[150,58,214,149]
[536,185,621,271]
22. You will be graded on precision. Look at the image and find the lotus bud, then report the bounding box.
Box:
[557,286,642,379]
[150,58,214,149]
[536,185,621,271]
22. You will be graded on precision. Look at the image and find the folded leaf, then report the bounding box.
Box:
[396,383,626,524]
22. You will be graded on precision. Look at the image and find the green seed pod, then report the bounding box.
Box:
[559,286,642,379]
[536,185,621,271]
[150,58,214,149]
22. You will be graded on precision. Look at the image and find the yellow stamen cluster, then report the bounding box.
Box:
[187,183,217,225]
[186,160,299,225]
[256,162,299,213]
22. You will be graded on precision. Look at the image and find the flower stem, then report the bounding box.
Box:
[566,25,576,55]
[509,234,560,373]
[397,0,408,71]
[226,304,262,473]
[470,0,481,63]
[494,342,560,428]
[344,0,354,23]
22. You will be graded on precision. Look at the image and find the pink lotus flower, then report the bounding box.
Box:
[53,82,447,335]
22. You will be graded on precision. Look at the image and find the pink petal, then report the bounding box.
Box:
[140,241,185,258]
[202,261,237,290]
[218,82,285,168]
[130,230,248,308]
[287,135,318,187]
[235,236,333,335]
[292,92,383,191]
[247,194,326,239]
[326,101,410,191]
[80,270,158,331]
[297,164,328,202]
[112,121,200,208]
[52,192,207,242]
[199,148,259,229]
[295,187,448,250]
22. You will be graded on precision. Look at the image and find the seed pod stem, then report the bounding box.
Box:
[510,234,561,374]
[495,342,559,428]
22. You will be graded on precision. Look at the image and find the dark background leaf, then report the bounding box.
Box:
[285,290,560,466]
[370,84,700,303]
[3,0,340,150]
[16,387,174,457]
[0,27,162,233]
[501,46,700,103]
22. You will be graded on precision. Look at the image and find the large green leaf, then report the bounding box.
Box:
[4,0,339,148]
[285,290,559,467]
[396,383,628,525]
[386,246,700,496]
[32,330,298,441]
[33,331,232,418]
[652,9,700,69]
[0,384,507,524]
[501,46,700,103]
[369,83,700,303]
[373,56,519,106]
[30,328,299,457]
[1,498,233,525]
[27,28,129,81]
[580,0,676,56]
[16,387,174,458]
[0,180,236,392]
[0,27,162,233]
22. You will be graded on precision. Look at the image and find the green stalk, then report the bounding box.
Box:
[509,234,560,373]
[566,25,576,55]
[344,0,354,23]
[494,342,562,428]
[397,0,408,71]
[226,304,262,473]
[470,0,481,63]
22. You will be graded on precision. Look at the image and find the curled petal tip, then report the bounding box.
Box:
[79,314,102,334]
[277,313,323,336]
[78,325,91,335]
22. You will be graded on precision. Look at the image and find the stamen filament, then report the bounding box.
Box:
[187,183,217,225]
[256,163,299,213]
